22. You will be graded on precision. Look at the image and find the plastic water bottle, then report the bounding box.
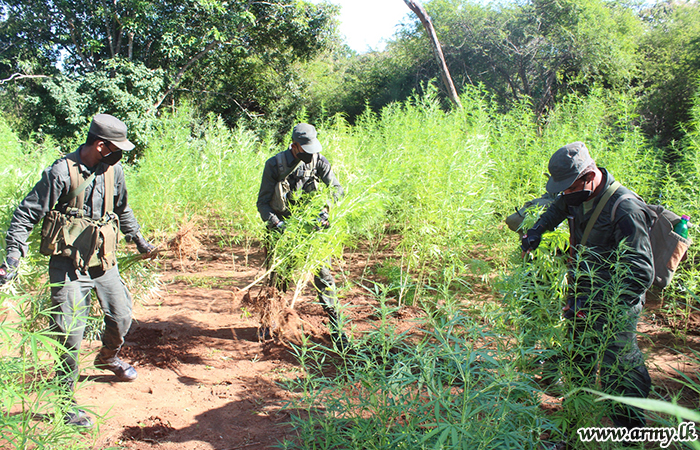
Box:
[674,215,690,239]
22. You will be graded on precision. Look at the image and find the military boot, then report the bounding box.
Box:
[94,347,137,382]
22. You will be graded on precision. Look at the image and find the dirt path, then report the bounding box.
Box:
[73,241,699,450]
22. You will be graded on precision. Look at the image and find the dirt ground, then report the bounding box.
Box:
[64,239,700,450]
[75,239,427,450]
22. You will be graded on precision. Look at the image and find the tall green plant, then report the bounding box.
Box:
[0,292,95,450]
[281,300,557,450]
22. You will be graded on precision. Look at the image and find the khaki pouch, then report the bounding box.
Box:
[271,180,290,214]
[61,217,100,272]
[98,218,119,271]
[40,210,66,256]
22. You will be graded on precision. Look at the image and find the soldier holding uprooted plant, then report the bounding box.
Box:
[256,123,348,348]
[521,142,653,439]
[0,114,156,428]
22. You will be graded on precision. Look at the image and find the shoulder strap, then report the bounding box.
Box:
[580,181,621,247]
[103,165,114,213]
[275,152,286,180]
[276,152,302,181]
[59,151,95,209]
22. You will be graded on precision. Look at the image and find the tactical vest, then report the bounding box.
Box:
[39,151,119,272]
[270,152,319,215]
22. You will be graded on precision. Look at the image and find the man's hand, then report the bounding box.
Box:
[134,235,156,255]
[0,257,20,285]
[316,210,330,230]
[274,221,286,234]
[521,225,544,253]
[562,297,587,320]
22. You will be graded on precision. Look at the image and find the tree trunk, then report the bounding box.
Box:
[128,31,135,61]
[403,0,461,109]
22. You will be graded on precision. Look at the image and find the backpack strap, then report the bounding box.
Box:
[58,151,115,214]
[275,151,302,182]
[580,181,621,247]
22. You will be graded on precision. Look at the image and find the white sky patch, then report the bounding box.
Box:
[310,0,499,54]
[312,0,413,53]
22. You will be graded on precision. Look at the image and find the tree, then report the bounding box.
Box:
[428,0,643,116]
[637,0,700,147]
[403,0,461,108]
[0,0,338,147]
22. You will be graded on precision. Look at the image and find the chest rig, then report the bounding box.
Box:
[39,151,119,272]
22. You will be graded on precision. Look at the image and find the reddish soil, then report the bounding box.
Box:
[76,239,427,450]
[46,239,700,449]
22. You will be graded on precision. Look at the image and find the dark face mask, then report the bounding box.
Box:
[102,150,123,166]
[298,152,314,164]
[562,189,592,207]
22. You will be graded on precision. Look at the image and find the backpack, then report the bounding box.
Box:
[612,195,692,289]
[581,181,692,289]
[270,152,318,214]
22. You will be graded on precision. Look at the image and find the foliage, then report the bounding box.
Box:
[0,0,339,149]
[0,117,61,260]
[0,291,96,450]
[127,106,268,244]
[637,0,700,146]
[281,303,557,450]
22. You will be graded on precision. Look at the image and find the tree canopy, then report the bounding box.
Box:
[0,0,339,147]
[2,0,700,150]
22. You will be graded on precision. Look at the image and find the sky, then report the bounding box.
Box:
[313,0,414,53]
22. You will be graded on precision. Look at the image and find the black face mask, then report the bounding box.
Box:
[562,189,593,207]
[298,152,314,164]
[101,149,123,166]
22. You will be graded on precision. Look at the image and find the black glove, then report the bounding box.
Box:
[316,210,330,229]
[134,235,156,254]
[274,221,286,234]
[0,257,20,285]
[562,297,587,320]
[521,225,544,253]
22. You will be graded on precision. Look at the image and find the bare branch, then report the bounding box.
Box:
[0,73,50,84]
[66,19,94,70]
[403,0,462,108]
[128,31,135,61]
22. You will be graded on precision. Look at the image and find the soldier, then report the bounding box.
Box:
[0,114,156,428]
[521,142,653,436]
[256,123,347,347]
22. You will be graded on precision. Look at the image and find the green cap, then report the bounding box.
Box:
[292,123,322,154]
[546,142,594,194]
[89,114,135,151]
